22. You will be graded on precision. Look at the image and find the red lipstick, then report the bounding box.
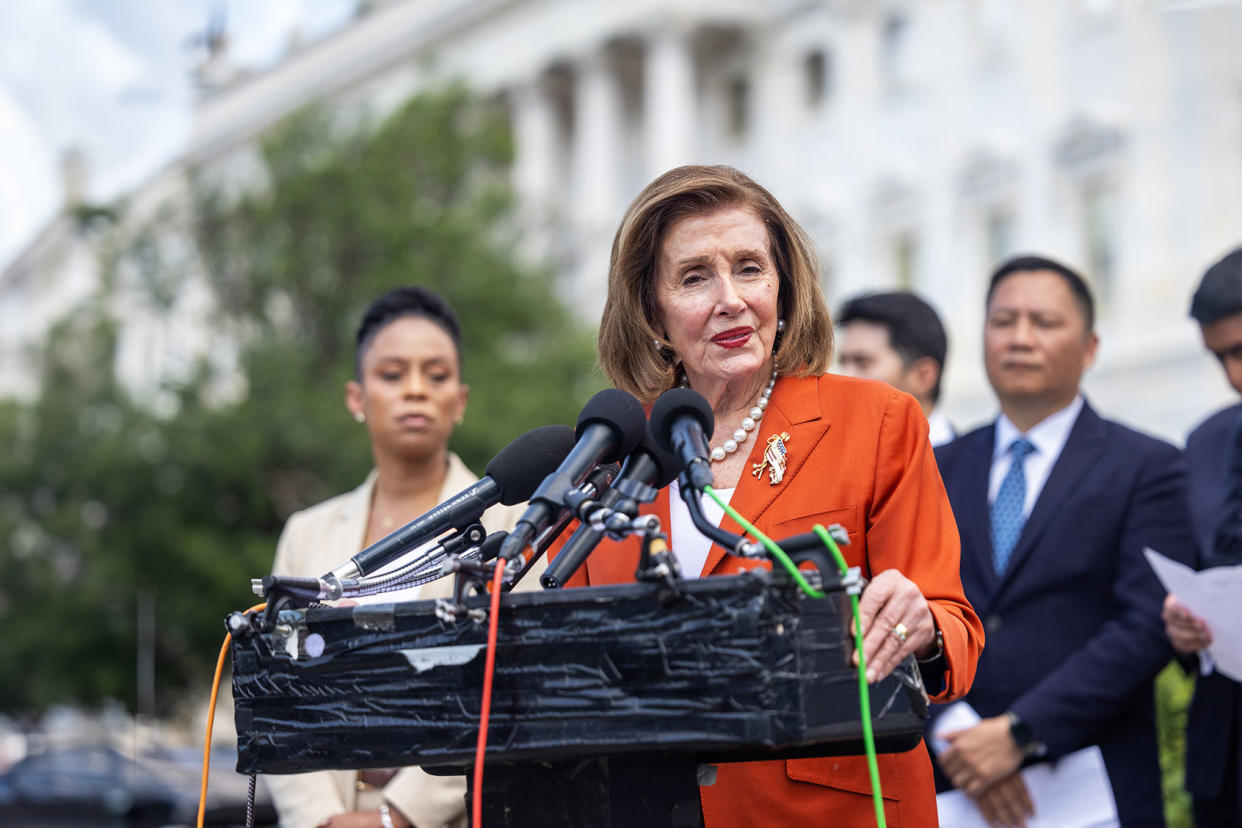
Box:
[712,327,753,349]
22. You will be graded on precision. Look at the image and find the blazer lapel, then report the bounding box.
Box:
[704,376,830,576]
[996,402,1107,588]
[326,470,375,572]
[957,426,1001,598]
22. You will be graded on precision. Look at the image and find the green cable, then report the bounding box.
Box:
[697,487,886,827]
[702,485,823,599]
[813,524,886,828]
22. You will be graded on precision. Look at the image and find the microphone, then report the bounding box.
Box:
[327,424,575,581]
[498,389,647,561]
[476,530,509,563]
[650,387,715,491]
[650,387,746,555]
[541,429,683,589]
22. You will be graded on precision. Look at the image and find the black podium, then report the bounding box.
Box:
[231,571,928,825]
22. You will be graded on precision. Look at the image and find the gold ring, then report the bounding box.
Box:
[892,622,909,642]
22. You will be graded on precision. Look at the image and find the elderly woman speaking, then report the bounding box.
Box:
[578,165,983,826]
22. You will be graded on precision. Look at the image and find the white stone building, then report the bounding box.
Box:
[2,0,1240,441]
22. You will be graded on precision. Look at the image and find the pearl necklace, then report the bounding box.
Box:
[683,370,777,463]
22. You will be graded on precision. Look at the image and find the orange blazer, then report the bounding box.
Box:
[564,373,983,827]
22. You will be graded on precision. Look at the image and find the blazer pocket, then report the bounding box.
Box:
[786,754,900,801]
[770,505,859,545]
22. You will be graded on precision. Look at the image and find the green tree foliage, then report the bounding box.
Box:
[1155,661,1194,828]
[0,86,599,716]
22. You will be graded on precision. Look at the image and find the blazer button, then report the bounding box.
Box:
[985,615,1003,635]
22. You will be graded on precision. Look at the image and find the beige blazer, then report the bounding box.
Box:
[265,452,537,828]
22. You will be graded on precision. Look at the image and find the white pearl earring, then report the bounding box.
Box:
[353,411,365,424]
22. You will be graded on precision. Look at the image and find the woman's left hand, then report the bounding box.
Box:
[854,569,937,683]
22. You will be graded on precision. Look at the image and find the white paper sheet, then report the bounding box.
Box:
[1144,547,1242,682]
[932,702,1119,828]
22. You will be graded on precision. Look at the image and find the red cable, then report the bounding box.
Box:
[472,558,506,827]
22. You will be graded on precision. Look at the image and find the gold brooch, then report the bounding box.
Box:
[751,431,791,485]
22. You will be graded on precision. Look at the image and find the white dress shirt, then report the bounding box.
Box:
[927,408,956,448]
[988,395,1084,517]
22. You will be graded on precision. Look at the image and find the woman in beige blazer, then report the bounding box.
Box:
[266,286,531,828]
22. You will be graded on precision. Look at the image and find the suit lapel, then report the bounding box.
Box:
[957,426,1001,596]
[338,471,375,560]
[296,471,374,578]
[704,376,831,576]
[996,403,1107,588]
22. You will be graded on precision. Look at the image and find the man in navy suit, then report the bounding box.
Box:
[932,255,1193,826]
[1162,247,1242,825]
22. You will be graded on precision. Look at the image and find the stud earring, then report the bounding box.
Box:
[353,411,365,424]
[455,415,464,426]
[776,318,786,332]
[652,337,663,351]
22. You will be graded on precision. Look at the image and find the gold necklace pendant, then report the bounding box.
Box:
[751,431,791,485]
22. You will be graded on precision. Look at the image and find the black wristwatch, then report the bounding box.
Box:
[1006,711,1044,758]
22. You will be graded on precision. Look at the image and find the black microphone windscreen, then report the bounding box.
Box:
[637,429,685,489]
[574,388,648,464]
[650,387,715,453]
[485,425,576,505]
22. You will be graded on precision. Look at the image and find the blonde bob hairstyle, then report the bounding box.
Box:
[598,165,834,402]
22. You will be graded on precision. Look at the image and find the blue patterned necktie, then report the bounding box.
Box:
[991,438,1036,575]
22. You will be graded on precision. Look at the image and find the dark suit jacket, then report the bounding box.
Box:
[932,400,1193,825]
[1183,402,1242,800]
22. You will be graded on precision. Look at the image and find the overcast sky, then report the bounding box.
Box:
[0,0,356,268]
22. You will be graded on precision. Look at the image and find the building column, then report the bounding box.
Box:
[572,49,624,233]
[643,24,696,179]
[510,75,560,263]
[511,76,558,220]
[570,47,624,317]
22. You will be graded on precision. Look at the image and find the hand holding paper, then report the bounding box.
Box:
[1161,593,1213,654]
[1145,548,1242,681]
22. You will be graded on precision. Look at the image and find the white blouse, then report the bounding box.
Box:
[667,479,735,579]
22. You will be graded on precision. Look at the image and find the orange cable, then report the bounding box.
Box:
[471,559,506,827]
[198,603,265,828]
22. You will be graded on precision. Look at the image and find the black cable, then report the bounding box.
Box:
[678,472,746,553]
[246,773,257,828]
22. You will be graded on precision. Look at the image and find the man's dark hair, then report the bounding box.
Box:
[354,286,463,379]
[837,291,948,404]
[1190,247,1242,326]
[987,254,1095,332]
